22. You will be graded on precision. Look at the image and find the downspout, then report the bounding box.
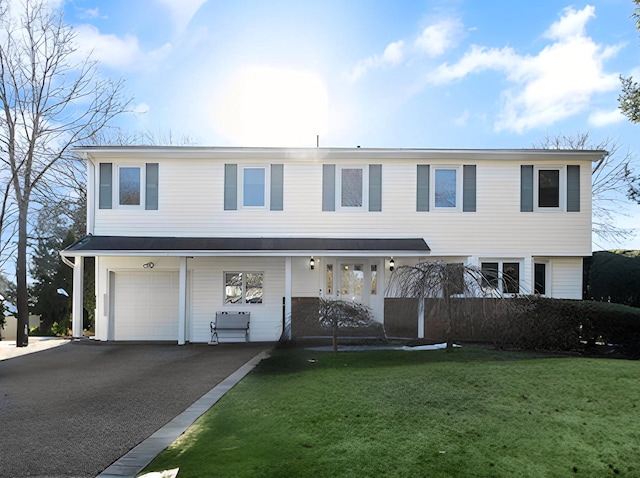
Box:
[60,252,85,338]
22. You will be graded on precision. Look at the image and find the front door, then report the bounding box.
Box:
[340,263,364,303]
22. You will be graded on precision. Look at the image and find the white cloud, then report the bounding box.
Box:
[72,25,172,70]
[383,40,405,64]
[429,5,622,133]
[77,7,103,20]
[589,108,625,127]
[454,109,470,126]
[348,17,462,82]
[5,0,64,23]
[133,103,150,115]
[348,40,405,82]
[73,24,143,69]
[544,5,594,40]
[430,45,519,83]
[415,19,463,57]
[155,0,207,33]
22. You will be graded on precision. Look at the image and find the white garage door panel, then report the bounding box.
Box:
[114,272,179,341]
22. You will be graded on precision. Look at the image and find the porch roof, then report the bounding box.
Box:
[62,235,431,257]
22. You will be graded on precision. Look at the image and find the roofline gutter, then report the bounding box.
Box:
[60,250,431,258]
[60,253,75,269]
[72,146,608,163]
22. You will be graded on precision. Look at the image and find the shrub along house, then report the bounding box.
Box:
[61,146,605,343]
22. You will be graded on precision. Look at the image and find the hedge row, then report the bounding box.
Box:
[450,297,640,357]
[586,250,640,308]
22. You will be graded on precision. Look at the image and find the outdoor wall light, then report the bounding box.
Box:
[143,262,155,269]
[309,257,315,270]
[389,258,395,272]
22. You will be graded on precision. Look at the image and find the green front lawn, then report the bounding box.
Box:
[144,348,640,477]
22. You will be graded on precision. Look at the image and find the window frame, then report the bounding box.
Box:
[431,165,462,211]
[534,262,548,296]
[480,260,522,296]
[535,166,565,211]
[116,164,144,209]
[336,165,369,211]
[241,166,268,208]
[223,271,264,305]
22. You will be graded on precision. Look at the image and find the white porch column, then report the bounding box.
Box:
[285,256,292,339]
[417,297,425,339]
[72,257,84,338]
[178,257,187,345]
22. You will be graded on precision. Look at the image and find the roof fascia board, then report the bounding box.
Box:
[73,146,607,163]
[61,250,429,258]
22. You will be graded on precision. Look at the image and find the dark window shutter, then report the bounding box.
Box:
[224,164,237,210]
[145,163,159,210]
[520,165,534,212]
[270,164,284,211]
[322,164,335,211]
[416,165,430,211]
[567,165,580,212]
[463,165,476,212]
[99,163,112,209]
[369,164,382,211]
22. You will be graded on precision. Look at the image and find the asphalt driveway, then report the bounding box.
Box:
[0,340,271,478]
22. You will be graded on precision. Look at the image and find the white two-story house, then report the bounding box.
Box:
[61,146,605,343]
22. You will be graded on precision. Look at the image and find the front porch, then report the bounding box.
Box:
[61,236,431,344]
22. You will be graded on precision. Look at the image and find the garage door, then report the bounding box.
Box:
[113,272,179,341]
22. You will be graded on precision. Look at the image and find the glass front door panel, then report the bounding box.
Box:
[341,264,363,302]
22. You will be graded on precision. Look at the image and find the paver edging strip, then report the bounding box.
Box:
[97,349,270,478]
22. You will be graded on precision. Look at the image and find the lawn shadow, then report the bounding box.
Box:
[252,344,550,376]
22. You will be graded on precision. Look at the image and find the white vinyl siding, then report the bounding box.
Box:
[96,256,285,343]
[92,158,592,257]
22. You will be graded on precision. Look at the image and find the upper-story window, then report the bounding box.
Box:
[416,164,476,212]
[243,167,266,207]
[521,165,580,212]
[119,166,141,206]
[224,164,283,211]
[322,164,382,212]
[98,163,158,210]
[339,166,366,209]
[434,168,458,208]
[537,168,561,209]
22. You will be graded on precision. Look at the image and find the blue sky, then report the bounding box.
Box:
[61,0,640,250]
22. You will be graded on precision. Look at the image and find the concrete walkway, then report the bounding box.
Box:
[98,349,269,477]
[0,336,70,360]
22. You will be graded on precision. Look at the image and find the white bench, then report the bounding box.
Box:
[210,311,250,344]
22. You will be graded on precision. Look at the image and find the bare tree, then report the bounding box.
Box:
[83,127,198,147]
[386,261,521,351]
[0,1,129,346]
[532,132,638,246]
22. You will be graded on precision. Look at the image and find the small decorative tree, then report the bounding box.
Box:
[318,297,374,353]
